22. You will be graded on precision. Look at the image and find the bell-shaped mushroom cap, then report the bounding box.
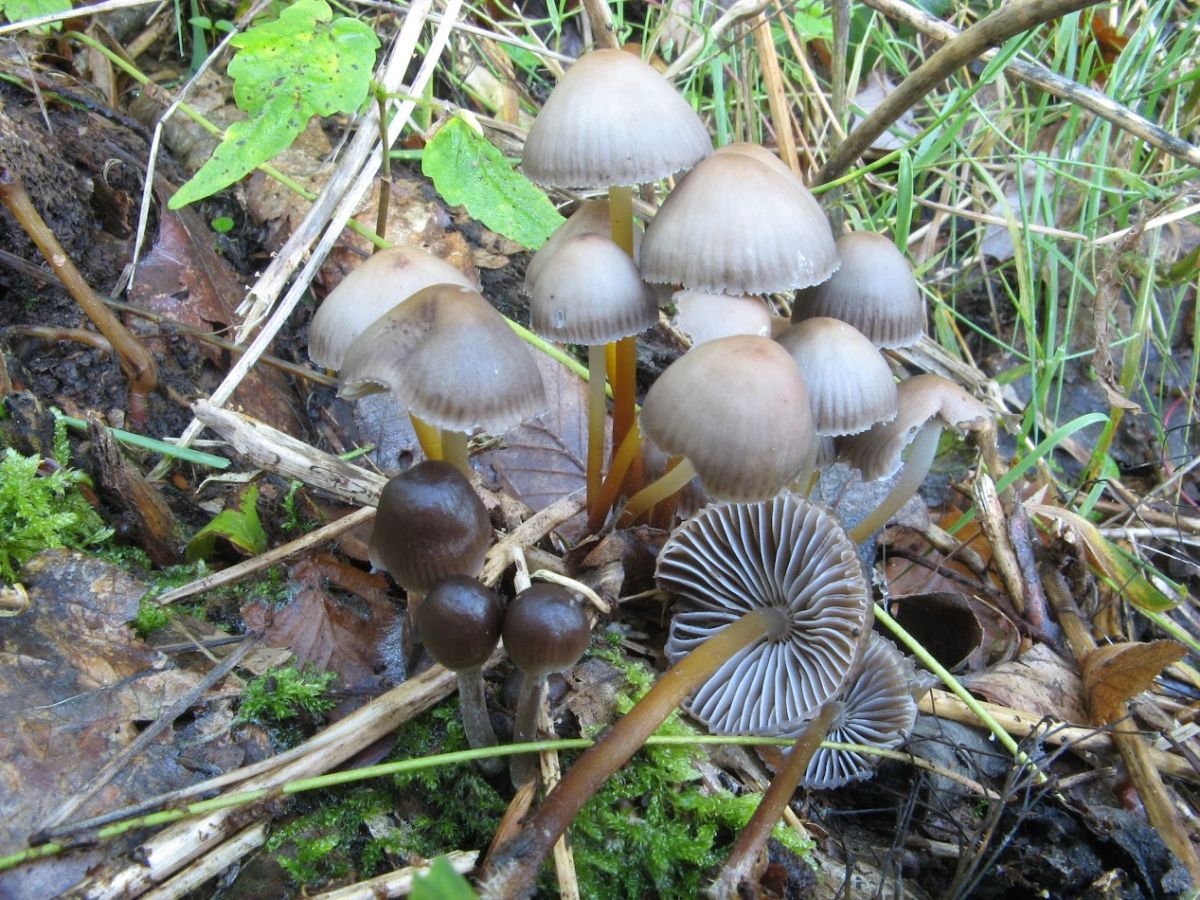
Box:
[640,335,814,501]
[659,494,872,733]
[522,49,712,189]
[369,461,492,594]
[416,576,505,671]
[524,200,643,295]
[308,247,475,370]
[838,374,990,481]
[775,318,898,436]
[502,583,591,677]
[792,232,925,349]
[672,290,772,346]
[529,233,657,343]
[339,284,546,434]
[640,144,838,294]
[787,634,918,789]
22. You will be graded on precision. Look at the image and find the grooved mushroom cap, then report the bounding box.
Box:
[522,49,713,188]
[529,233,657,343]
[792,232,925,349]
[659,494,872,733]
[672,290,772,346]
[775,318,898,436]
[838,374,990,480]
[369,461,492,594]
[338,284,546,434]
[416,576,505,671]
[308,247,475,370]
[640,143,838,294]
[502,583,591,677]
[640,335,814,501]
[524,200,643,295]
[784,634,918,789]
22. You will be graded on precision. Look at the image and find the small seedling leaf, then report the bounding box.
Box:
[410,856,478,900]
[186,484,268,561]
[0,0,71,30]
[170,0,379,208]
[422,115,564,249]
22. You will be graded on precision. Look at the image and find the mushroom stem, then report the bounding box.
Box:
[848,421,941,543]
[410,414,443,461]
[480,606,788,898]
[440,429,470,477]
[586,345,607,519]
[587,420,642,532]
[618,457,697,527]
[457,665,504,776]
[608,184,639,484]
[510,672,547,787]
[709,701,841,897]
[795,436,820,499]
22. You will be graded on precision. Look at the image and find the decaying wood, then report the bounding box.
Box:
[308,850,479,900]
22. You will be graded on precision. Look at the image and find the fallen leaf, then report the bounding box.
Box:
[962,642,1089,726]
[1082,640,1185,725]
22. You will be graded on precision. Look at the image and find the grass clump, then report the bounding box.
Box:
[239,664,337,724]
[0,448,112,580]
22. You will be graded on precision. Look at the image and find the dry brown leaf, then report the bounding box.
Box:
[962,642,1089,725]
[1082,640,1185,725]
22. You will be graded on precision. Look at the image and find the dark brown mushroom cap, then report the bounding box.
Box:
[775,318,898,436]
[783,633,918,789]
[308,247,475,370]
[659,494,872,733]
[338,284,546,433]
[416,576,505,671]
[502,583,591,677]
[640,144,838,295]
[838,374,990,480]
[640,335,814,501]
[792,232,925,349]
[524,200,643,295]
[522,49,712,188]
[529,233,657,343]
[369,461,492,594]
[672,290,772,345]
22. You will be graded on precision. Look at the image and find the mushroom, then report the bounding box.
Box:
[415,576,506,774]
[522,48,712,488]
[523,200,643,296]
[839,373,991,543]
[529,232,656,519]
[369,460,492,595]
[502,582,591,787]
[792,232,925,349]
[339,284,546,474]
[672,290,773,346]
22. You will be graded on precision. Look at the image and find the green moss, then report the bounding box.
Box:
[132,597,171,638]
[266,788,395,886]
[239,664,337,724]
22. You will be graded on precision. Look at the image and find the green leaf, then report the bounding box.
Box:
[186,484,268,561]
[411,857,478,900]
[0,0,71,31]
[170,0,379,209]
[422,115,564,250]
[791,1,831,42]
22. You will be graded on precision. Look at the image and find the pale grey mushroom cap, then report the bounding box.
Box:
[778,633,918,789]
[792,232,925,349]
[640,145,838,294]
[308,246,475,370]
[338,284,546,434]
[640,335,814,501]
[775,317,898,436]
[659,494,872,733]
[529,233,657,344]
[838,374,990,481]
[522,49,713,188]
[672,290,772,346]
[523,200,643,295]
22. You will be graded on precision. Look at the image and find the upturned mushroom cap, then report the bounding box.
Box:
[416,576,505,671]
[792,232,925,349]
[522,49,712,188]
[784,633,918,789]
[338,284,546,434]
[838,374,990,480]
[529,233,656,343]
[672,290,772,346]
[640,335,814,501]
[502,583,591,677]
[370,461,492,594]
[640,144,838,294]
[308,247,475,370]
[524,200,643,295]
[659,494,872,733]
[775,317,898,436]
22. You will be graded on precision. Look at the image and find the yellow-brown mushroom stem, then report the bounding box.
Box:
[608,185,639,484]
[587,420,643,532]
[618,458,697,527]
[440,429,470,477]
[410,414,443,461]
[586,345,607,519]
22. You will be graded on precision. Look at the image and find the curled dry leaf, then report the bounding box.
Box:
[1082,640,1186,726]
[962,642,1089,726]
